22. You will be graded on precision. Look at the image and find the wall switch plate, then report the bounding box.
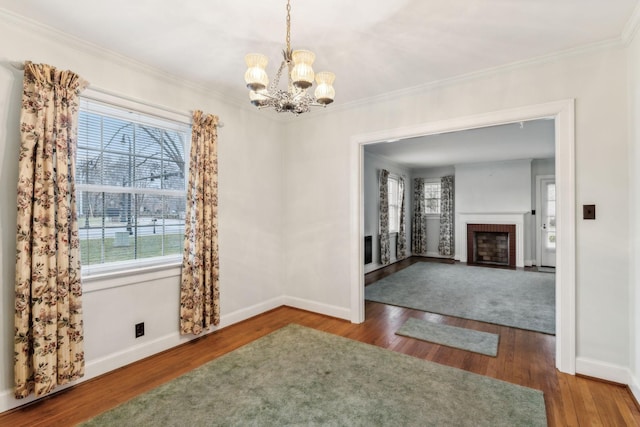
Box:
[135,322,145,338]
[583,204,596,220]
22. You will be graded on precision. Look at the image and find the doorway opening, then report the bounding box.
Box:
[349,100,575,374]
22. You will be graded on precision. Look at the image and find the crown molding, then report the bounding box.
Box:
[337,38,624,116]
[1,6,631,125]
[622,2,640,45]
[0,8,258,116]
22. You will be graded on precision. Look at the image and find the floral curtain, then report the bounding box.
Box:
[14,62,88,398]
[180,111,220,335]
[412,178,428,255]
[378,169,391,265]
[396,176,407,259]
[438,175,455,256]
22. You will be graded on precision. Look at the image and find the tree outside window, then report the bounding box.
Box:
[76,100,190,272]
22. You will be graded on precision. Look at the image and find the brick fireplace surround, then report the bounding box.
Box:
[467,223,516,268]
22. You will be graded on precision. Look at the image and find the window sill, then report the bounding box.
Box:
[83,258,182,293]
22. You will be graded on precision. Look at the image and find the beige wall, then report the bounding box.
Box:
[0,11,285,411]
[283,46,630,374]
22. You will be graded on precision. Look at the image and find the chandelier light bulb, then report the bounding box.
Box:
[244,53,269,91]
[291,50,315,89]
[314,72,336,105]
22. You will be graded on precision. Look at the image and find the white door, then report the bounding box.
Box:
[540,178,556,267]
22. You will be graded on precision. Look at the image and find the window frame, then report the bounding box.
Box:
[387,174,401,234]
[77,88,191,279]
[423,179,442,216]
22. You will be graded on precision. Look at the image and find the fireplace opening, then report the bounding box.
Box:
[467,224,516,268]
[474,232,509,265]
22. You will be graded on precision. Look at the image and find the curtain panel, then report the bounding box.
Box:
[378,169,391,265]
[396,176,407,260]
[412,178,428,255]
[438,175,455,256]
[180,111,220,335]
[14,62,88,398]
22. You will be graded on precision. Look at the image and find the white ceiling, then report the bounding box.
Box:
[3,1,628,167]
[0,0,637,107]
[364,119,556,169]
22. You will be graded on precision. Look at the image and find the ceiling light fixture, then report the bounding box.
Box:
[244,0,335,115]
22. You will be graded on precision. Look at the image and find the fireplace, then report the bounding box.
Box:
[467,224,516,268]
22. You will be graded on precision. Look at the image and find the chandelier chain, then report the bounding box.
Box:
[286,0,291,54]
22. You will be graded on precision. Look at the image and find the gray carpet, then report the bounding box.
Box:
[366,262,555,334]
[81,324,546,427]
[396,317,500,356]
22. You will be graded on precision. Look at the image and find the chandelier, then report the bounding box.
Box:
[244,0,335,115]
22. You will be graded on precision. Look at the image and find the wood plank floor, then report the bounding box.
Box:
[2,259,640,426]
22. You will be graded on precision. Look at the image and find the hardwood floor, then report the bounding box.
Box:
[2,259,639,426]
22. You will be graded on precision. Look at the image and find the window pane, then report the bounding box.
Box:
[547,232,556,249]
[78,191,186,265]
[77,99,190,272]
[547,183,556,202]
[77,148,103,185]
[423,182,441,214]
[101,152,132,186]
[387,176,400,233]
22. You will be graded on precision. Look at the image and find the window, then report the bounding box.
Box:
[545,183,556,249]
[424,181,441,214]
[388,175,401,233]
[76,97,191,275]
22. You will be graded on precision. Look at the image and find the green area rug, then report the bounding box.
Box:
[366,262,555,334]
[397,317,499,356]
[81,324,546,427]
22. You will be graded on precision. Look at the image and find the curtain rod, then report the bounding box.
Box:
[9,62,224,128]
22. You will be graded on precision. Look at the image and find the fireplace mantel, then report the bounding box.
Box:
[456,212,530,268]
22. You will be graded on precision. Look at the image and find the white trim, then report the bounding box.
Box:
[83,263,181,291]
[0,8,246,111]
[82,87,192,126]
[576,357,633,385]
[0,296,284,413]
[350,144,364,323]
[424,251,454,259]
[293,40,620,122]
[622,2,640,45]
[283,296,352,321]
[350,99,576,374]
[630,374,640,407]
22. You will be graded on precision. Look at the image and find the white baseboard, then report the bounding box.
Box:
[0,296,285,414]
[629,372,640,406]
[575,356,632,385]
[424,251,453,259]
[525,259,535,267]
[283,296,351,321]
